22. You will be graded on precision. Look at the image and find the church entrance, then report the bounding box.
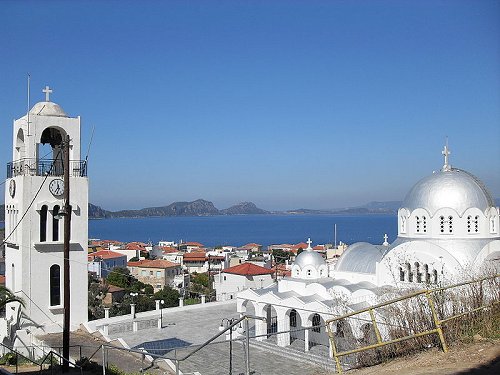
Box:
[264,305,278,339]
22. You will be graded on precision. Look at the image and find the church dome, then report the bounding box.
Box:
[402,168,494,216]
[294,247,326,269]
[30,101,67,117]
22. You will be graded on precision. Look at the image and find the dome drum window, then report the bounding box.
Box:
[467,215,480,234]
[439,215,453,234]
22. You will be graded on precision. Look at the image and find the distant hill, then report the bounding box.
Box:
[89,199,268,218]
[220,202,269,215]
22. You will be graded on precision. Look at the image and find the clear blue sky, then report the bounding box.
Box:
[1,0,499,211]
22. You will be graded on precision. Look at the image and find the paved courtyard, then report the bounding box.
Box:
[86,300,336,375]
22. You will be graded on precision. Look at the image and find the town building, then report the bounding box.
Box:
[214,263,275,301]
[128,259,183,292]
[88,250,127,278]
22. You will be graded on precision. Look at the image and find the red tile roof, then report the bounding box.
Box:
[0,275,5,285]
[88,250,126,261]
[183,242,204,247]
[223,263,274,276]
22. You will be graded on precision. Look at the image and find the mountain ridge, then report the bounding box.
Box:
[2,198,500,221]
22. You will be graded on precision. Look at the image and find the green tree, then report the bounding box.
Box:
[106,267,131,288]
[192,273,209,288]
[296,247,304,255]
[272,249,290,263]
[154,286,180,307]
[88,273,107,320]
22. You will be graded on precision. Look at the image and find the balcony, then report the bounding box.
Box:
[7,158,87,178]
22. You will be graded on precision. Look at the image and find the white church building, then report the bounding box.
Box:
[237,147,500,353]
[2,86,89,344]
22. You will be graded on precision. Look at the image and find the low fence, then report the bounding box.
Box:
[325,274,500,374]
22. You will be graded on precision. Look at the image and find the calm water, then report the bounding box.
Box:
[88,214,397,247]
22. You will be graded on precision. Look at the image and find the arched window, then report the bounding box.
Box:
[433,269,438,284]
[422,216,427,233]
[50,265,61,306]
[424,264,430,283]
[399,267,405,282]
[439,216,445,233]
[290,309,297,328]
[400,215,407,233]
[52,205,60,241]
[448,216,453,233]
[306,269,312,277]
[40,205,48,242]
[490,216,497,233]
[416,216,420,233]
[415,262,421,283]
[406,263,412,282]
[312,314,321,333]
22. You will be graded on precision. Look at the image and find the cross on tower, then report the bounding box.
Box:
[306,238,312,249]
[442,143,451,171]
[42,85,53,102]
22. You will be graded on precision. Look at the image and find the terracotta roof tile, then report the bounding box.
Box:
[127,259,180,269]
[223,263,274,276]
[88,250,127,260]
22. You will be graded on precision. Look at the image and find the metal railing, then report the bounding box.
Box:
[7,158,87,178]
[325,274,500,374]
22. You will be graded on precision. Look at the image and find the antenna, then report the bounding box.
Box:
[27,73,31,136]
[85,125,95,162]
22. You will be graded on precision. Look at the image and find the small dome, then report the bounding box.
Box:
[30,101,67,117]
[294,248,326,269]
[335,242,386,274]
[402,168,494,216]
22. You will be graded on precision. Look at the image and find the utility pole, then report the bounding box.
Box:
[62,135,71,372]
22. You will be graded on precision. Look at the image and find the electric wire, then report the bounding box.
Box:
[1,150,62,247]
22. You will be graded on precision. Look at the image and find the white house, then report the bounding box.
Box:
[214,263,275,301]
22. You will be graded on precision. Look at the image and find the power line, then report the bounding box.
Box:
[1,151,61,247]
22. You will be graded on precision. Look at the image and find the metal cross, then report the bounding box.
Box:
[383,234,389,245]
[442,144,451,171]
[43,85,53,102]
[306,238,312,248]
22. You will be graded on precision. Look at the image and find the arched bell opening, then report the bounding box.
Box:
[38,127,66,176]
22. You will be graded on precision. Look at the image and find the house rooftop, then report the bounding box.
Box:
[223,262,274,276]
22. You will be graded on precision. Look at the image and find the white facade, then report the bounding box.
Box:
[237,146,500,354]
[3,87,89,334]
[214,266,274,301]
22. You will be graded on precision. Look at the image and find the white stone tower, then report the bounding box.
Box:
[4,86,88,333]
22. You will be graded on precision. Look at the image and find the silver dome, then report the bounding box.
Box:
[402,168,494,216]
[294,249,326,269]
[335,242,386,274]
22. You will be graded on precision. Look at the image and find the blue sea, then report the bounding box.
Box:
[87,214,397,247]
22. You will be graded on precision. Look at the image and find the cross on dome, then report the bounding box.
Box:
[42,85,53,102]
[383,233,389,246]
[306,238,313,249]
[442,142,451,171]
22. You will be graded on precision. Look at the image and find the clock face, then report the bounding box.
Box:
[49,179,64,197]
[9,179,15,198]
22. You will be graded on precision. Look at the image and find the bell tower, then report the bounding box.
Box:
[4,86,88,333]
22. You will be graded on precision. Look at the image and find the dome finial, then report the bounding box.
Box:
[306,238,313,250]
[43,85,53,102]
[441,138,451,171]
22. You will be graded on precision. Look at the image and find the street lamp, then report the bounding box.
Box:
[159,299,165,328]
[219,318,239,375]
[130,292,138,318]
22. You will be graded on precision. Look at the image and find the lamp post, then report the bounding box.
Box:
[130,292,138,318]
[159,299,165,328]
[219,318,238,375]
